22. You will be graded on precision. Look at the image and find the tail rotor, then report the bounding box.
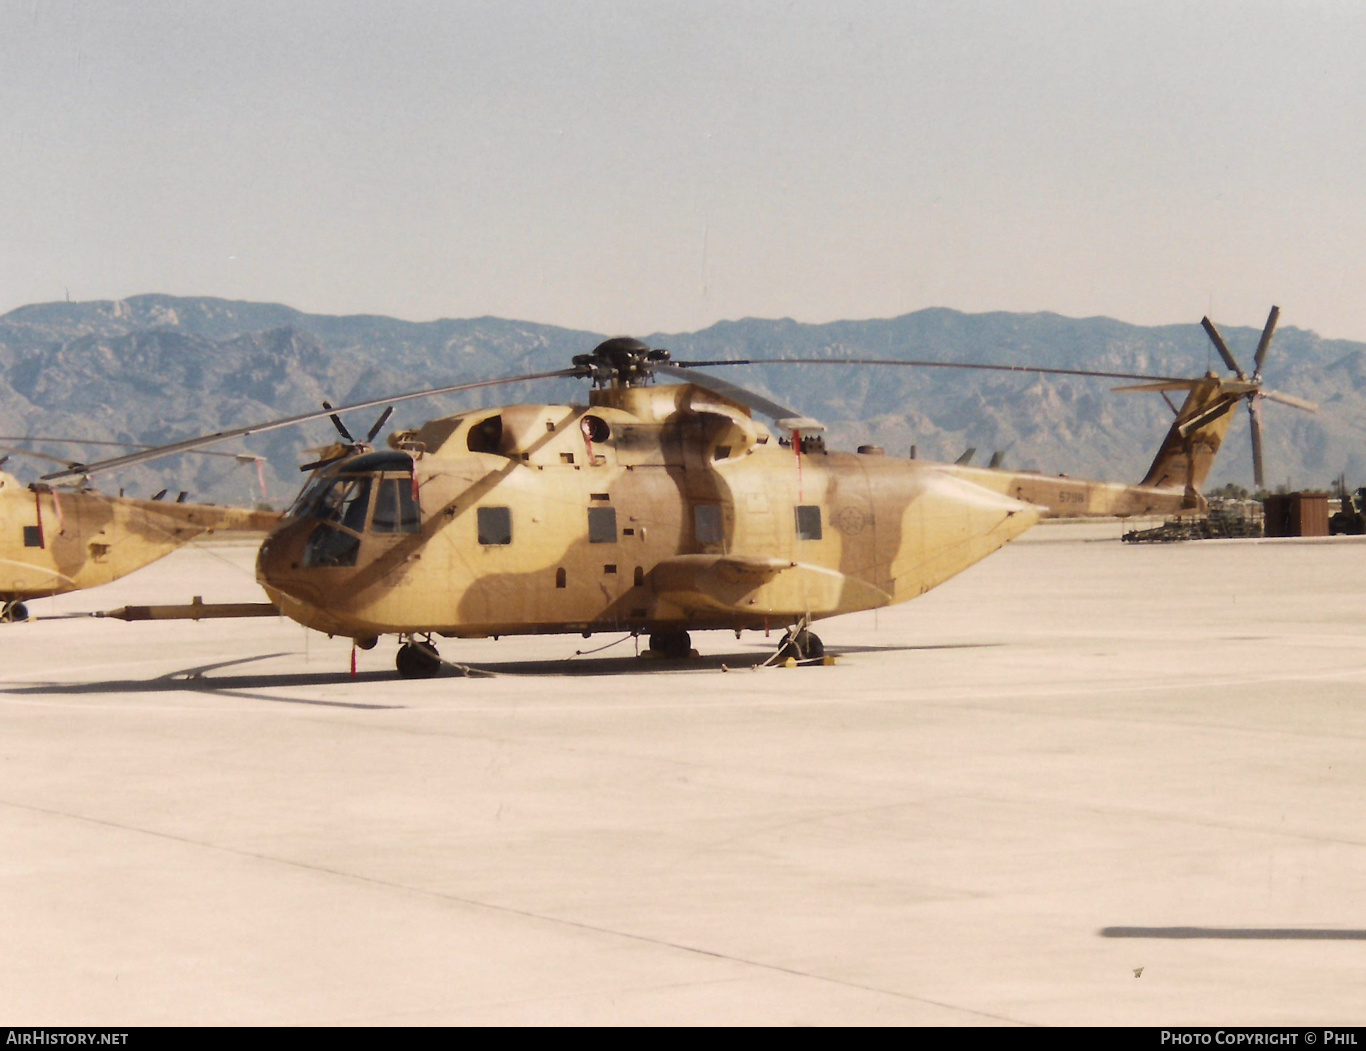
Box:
[302,403,396,471]
[1196,306,1314,489]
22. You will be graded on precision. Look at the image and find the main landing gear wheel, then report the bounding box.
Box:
[1,601,29,623]
[778,629,823,661]
[648,630,692,660]
[396,639,442,679]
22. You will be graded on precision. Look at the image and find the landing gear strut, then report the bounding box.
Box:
[648,630,692,660]
[1,601,29,623]
[396,637,442,678]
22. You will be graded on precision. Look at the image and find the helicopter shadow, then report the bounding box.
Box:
[1100,926,1366,940]
[439,639,1001,678]
[1,652,402,710]
[0,640,1004,704]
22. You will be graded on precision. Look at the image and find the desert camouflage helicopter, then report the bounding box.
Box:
[0,438,281,622]
[43,307,1313,675]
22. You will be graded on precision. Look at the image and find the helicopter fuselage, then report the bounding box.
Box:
[255,383,1044,642]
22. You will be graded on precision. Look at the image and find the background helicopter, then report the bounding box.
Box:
[0,438,285,622]
[43,308,1315,675]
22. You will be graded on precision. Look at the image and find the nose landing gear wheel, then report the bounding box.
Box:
[1,601,29,623]
[396,639,442,678]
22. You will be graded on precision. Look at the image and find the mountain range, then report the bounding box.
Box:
[0,294,1360,506]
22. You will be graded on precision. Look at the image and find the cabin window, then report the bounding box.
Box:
[633,566,645,587]
[22,526,42,548]
[588,506,617,543]
[371,477,420,534]
[695,504,723,545]
[795,505,823,540]
[477,506,513,546]
[467,415,503,454]
[581,415,610,442]
[556,567,566,588]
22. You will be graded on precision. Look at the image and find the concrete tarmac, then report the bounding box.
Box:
[3,523,1365,1025]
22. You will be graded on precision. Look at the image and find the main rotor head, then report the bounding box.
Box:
[572,337,672,388]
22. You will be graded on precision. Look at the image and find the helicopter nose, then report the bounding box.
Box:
[254,520,310,595]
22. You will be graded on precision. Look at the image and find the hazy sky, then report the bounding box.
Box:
[3,1,1365,340]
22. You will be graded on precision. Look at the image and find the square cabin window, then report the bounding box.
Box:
[694,504,724,545]
[795,505,823,540]
[477,506,512,546]
[588,506,617,543]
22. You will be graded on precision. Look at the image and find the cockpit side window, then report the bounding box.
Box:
[372,477,421,534]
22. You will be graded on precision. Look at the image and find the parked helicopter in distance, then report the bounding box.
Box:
[0,468,278,622]
[0,436,286,622]
[43,307,1314,675]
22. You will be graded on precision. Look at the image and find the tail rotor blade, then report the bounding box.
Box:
[366,406,394,444]
[1248,395,1265,489]
[1201,317,1246,378]
[1252,305,1280,380]
[1260,389,1318,413]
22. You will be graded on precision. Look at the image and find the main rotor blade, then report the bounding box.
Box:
[41,367,582,482]
[1252,305,1280,380]
[1260,389,1319,413]
[0,436,265,461]
[1111,380,1203,393]
[0,445,80,468]
[1201,317,1246,379]
[1248,395,1265,489]
[653,363,825,432]
[672,357,1190,385]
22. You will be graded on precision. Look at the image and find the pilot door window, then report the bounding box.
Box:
[302,478,371,567]
[477,506,513,546]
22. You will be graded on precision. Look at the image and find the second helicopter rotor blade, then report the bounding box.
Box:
[40,367,583,483]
